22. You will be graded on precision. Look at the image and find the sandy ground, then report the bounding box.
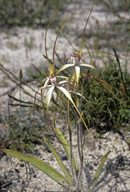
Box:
[0,0,130,191]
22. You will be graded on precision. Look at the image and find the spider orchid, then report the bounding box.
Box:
[38,64,94,141]
[56,2,96,86]
[40,12,75,113]
[40,74,72,112]
[57,51,95,86]
[39,73,94,141]
[34,11,94,140]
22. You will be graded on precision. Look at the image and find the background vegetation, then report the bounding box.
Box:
[0,0,71,26]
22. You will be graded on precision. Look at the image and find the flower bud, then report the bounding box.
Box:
[71,52,81,65]
[50,76,57,85]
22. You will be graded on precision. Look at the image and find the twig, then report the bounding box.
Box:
[113,49,128,97]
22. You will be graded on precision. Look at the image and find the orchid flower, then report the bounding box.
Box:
[34,11,94,140]
[57,52,95,86]
[37,73,94,141]
[55,1,96,86]
[40,74,72,112]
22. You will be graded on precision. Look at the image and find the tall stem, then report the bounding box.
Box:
[76,122,84,192]
[67,101,75,183]
[71,104,84,191]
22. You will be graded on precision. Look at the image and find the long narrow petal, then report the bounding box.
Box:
[69,91,97,111]
[75,66,80,84]
[57,75,69,79]
[58,80,70,85]
[46,86,55,112]
[57,86,73,103]
[40,84,52,92]
[44,77,50,87]
[56,64,75,75]
[80,64,96,69]
[42,77,49,84]
[57,87,94,140]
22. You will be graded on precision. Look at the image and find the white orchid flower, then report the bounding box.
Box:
[36,74,94,141]
[40,75,72,112]
[57,52,96,85]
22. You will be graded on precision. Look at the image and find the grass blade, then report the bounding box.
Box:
[89,150,111,192]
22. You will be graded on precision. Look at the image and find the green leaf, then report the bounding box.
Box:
[55,129,79,174]
[2,149,72,187]
[44,137,73,185]
[89,150,111,192]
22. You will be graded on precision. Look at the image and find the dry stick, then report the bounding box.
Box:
[0,63,18,84]
[0,86,17,96]
[113,49,128,97]
[43,55,53,64]
[81,50,125,60]
[44,13,56,68]
[55,50,64,65]
[53,14,69,68]
[82,38,95,89]
[32,64,43,76]
[8,94,38,106]
[0,63,38,98]
[55,51,71,77]
[9,103,34,108]
[0,64,42,118]
[80,0,95,55]
[43,54,70,78]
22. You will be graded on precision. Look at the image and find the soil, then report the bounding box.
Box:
[0,0,130,191]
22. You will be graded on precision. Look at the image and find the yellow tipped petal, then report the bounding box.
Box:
[57,86,73,103]
[75,66,80,85]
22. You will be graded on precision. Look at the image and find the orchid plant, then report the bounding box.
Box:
[2,1,117,192]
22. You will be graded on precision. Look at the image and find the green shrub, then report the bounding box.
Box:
[0,0,71,26]
[80,61,130,132]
